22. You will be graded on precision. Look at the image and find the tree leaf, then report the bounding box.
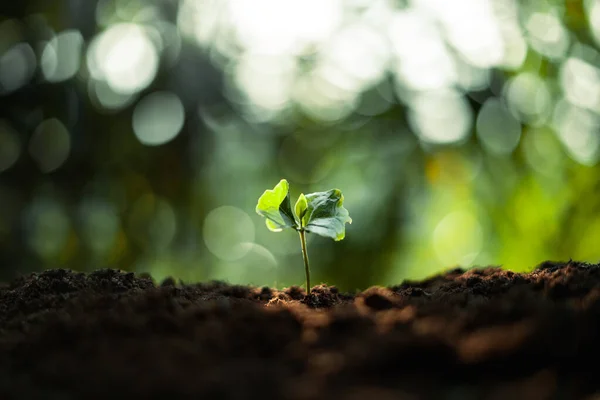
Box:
[256,179,297,232]
[302,189,352,241]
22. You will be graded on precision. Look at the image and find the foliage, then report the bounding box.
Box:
[256,179,351,290]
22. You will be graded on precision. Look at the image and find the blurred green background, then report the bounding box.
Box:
[0,0,599,290]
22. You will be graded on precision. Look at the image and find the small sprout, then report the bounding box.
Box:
[256,179,352,293]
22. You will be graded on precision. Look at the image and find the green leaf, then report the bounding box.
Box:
[295,193,308,225]
[302,189,352,241]
[256,179,297,232]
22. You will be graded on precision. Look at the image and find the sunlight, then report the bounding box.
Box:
[560,57,600,111]
[87,23,158,94]
[389,9,456,91]
[132,91,185,146]
[418,0,504,68]
[228,0,342,55]
[553,99,600,165]
[524,12,569,60]
[408,88,472,145]
[41,30,84,83]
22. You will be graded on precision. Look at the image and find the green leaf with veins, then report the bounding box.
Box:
[255,179,297,231]
[302,189,352,241]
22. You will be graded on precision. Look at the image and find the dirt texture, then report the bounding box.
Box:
[1,261,600,399]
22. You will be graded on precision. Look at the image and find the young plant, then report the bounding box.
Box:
[256,179,352,293]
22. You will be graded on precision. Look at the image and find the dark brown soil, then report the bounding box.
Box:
[1,261,600,399]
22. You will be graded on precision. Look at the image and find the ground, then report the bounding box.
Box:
[1,260,599,399]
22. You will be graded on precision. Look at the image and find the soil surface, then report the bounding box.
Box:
[1,261,600,399]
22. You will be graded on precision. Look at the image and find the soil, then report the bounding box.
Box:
[1,261,600,399]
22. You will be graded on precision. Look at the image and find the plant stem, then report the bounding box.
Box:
[298,229,310,293]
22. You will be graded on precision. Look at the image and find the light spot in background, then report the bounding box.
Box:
[504,72,552,126]
[493,0,528,70]
[88,79,137,111]
[177,0,222,47]
[522,127,565,175]
[114,0,150,22]
[524,12,569,60]
[23,197,71,259]
[128,194,178,251]
[408,88,472,145]
[41,30,84,83]
[79,197,120,255]
[132,91,185,146]
[389,9,457,91]
[212,242,278,285]
[455,58,491,93]
[233,53,296,111]
[0,43,36,94]
[0,120,21,172]
[552,99,600,165]
[86,23,158,94]
[312,57,361,94]
[291,23,389,121]
[95,0,150,26]
[203,206,255,261]
[228,0,342,55]
[433,210,483,266]
[28,119,71,173]
[258,223,299,256]
[500,31,528,70]
[293,72,359,122]
[321,23,389,88]
[586,0,600,47]
[421,0,504,68]
[476,97,522,155]
[560,57,600,111]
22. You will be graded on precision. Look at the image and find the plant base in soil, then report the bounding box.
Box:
[1,260,600,399]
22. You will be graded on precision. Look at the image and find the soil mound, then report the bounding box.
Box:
[1,261,599,399]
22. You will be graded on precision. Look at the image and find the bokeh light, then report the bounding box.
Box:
[476,98,522,155]
[524,12,569,60]
[228,0,342,55]
[28,119,71,173]
[23,197,71,260]
[552,99,600,165]
[5,0,600,290]
[389,9,457,91]
[560,56,600,111]
[41,30,84,83]
[203,206,255,262]
[0,42,36,94]
[132,91,185,146]
[504,72,552,126]
[408,88,473,145]
[87,23,158,95]
[211,242,278,285]
[78,197,120,256]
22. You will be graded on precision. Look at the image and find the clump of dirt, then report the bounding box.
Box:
[1,261,600,399]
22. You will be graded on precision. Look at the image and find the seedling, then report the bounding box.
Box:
[256,179,352,293]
